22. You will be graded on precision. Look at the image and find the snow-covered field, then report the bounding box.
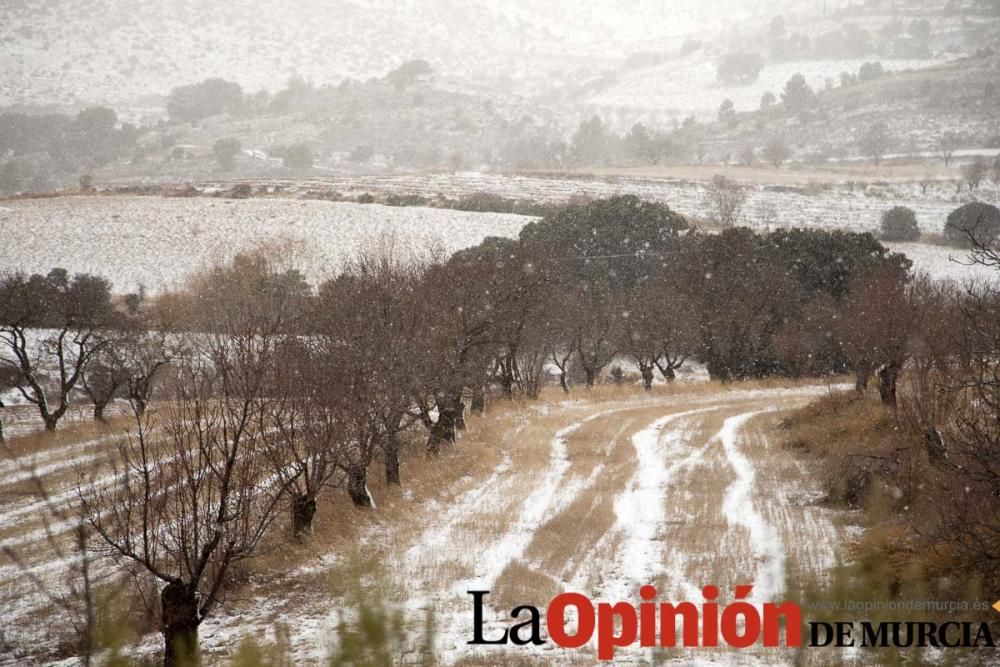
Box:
[0,381,851,664]
[1,187,994,293]
[215,171,998,235]
[0,196,527,293]
[884,241,996,284]
[200,384,850,664]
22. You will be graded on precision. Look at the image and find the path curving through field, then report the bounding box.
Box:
[374,384,847,664]
[0,383,849,665]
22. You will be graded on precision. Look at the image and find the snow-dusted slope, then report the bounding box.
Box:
[587,55,947,118]
[0,0,806,108]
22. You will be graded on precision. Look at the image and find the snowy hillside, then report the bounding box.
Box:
[587,55,946,118]
[0,0,807,108]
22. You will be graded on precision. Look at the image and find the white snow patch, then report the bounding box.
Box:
[719,410,785,603]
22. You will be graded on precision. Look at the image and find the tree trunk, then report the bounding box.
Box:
[559,371,569,394]
[640,366,654,392]
[454,396,467,431]
[427,405,457,455]
[584,368,596,388]
[347,463,374,508]
[470,386,485,414]
[499,361,514,400]
[877,363,900,412]
[658,364,676,382]
[855,367,870,394]
[291,493,317,540]
[93,402,106,422]
[43,414,58,432]
[525,376,540,400]
[161,581,199,667]
[384,433,401,486]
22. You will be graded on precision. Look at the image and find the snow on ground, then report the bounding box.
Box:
[0,196,528,293]
[587,56,947,117]
[600,409,713,601]
[402,402,666,664]
[0,383,855,664]
[719,410,785,604]
[884,241,997,284]
[2,185,995,294]
[210,170,998,237]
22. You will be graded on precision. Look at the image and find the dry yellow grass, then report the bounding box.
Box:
[3,378,858,664]
[0,412,130,458]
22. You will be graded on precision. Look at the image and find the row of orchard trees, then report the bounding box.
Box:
[0,268,173,433]
[2,195,994,665]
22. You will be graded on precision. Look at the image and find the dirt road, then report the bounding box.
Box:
[379,384,846,664]
[0,382,848,664]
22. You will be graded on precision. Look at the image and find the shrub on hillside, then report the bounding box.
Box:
[944,201,1000,248]
[385,193,429,207]
[212,137,241,171]
[879,206,920,241]
[167,78,244,122]
[283,143,314,170]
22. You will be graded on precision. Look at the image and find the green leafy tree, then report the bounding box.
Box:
[519,195,688,289]
[880,206,920,242]
[385,59,433,91]
[944,202,1000,248]
[781,73,815,113]
[0,269,118,430]
[212,137,241,170]
[718,99,736,125]
[283,143,314,170]
[166,78,244,122]
[570,115,612,167]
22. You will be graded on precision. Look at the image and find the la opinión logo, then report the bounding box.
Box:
[468,584,801,660]
[467,585,997,660]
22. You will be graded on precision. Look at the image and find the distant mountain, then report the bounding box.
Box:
[0,0,805,109]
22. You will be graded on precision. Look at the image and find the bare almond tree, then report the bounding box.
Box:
[412,259,494,453]
[265,338,346,538]
[79,252,303,666]
[899,275,1000,580]
[834,266,916,408]
[937,130,961,166]
[0,270,118,431]
[961,157,989,190]
[81,339,129,422]
[571,283,620,388]
[762,137,790,168]
[81,341,291,667]
[858,120,893,166]
[314,246,425,503]
[703,174,747,228]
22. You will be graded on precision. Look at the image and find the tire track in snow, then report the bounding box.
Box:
[595,407,720,601]
[719,409,785,604]
[409,403,671,663]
